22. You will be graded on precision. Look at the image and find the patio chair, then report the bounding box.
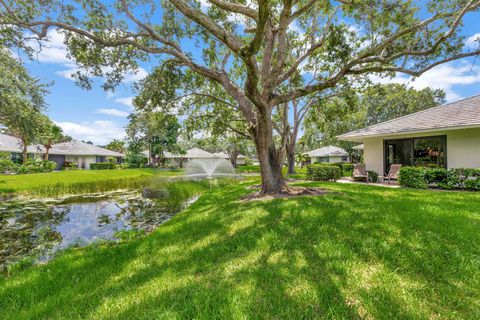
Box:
[384,164,402,184]
[352,164,369,183]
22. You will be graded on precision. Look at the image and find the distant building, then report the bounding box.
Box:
[0,133,124,170]
[143,148,247,166]
[304,146,350,164]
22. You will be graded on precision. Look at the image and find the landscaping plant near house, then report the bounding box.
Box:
[399,167,480,190]
[90,163,116,170]
[306,164,341,181]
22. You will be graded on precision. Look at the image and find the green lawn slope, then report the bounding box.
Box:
[1,181,480,319]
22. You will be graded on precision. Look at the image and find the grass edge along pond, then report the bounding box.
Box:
[1,181,480,319]
[0,168,182,197]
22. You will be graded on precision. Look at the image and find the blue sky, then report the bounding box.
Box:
[18,8,480,145]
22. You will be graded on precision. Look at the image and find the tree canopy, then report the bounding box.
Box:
[1,0,479,193]
[303,84,447,149]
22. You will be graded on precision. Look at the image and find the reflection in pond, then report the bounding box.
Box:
[0,191,192,272]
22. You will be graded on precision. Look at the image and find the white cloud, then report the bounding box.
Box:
[94,108,129,117]
[115,97,134,108]
[370,62,480,102]
[55,65,148,83]
[56,120,126,145]
[465,33,480,49]
[27,29,71,64]
[122,67,148,83]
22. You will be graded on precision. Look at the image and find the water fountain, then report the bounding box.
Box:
[184,158,238,179]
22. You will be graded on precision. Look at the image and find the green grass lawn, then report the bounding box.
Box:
[1,181,480,319]
[0,168,182,196]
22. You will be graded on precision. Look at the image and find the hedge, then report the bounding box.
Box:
[306,164,341,181]
[90,162,116,170]
[398,167,428,189]
[399,167,480,190]
[311,162,353,177]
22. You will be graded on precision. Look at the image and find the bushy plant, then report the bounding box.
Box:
[90,162,116,170]
[398,167,428,189]
[63,161,78,170]
[0,159,18,173]
[306,164,341,181]
[16,160,57,174]
[0,151,12,160]
[106,156,118,164]
[368,171,379,183]
[425,168,448,184]
[438,168,480,190]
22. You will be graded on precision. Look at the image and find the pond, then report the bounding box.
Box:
[0,190,196,272]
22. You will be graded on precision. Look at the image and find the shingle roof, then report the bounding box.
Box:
[304,146,348,157]
[338,94,480,140]
[212,152,246,159]
[0,133,43,153]
[49,140,124,157]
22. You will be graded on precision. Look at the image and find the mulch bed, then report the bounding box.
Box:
[240,186,328,202]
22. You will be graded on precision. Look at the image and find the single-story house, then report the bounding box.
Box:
[212,152,246,165]
[338,94,480,176]
[0,133,124,170]
[0,133,43,162]
[304,146,350,164]
[144,148,247,166]
[48,140,124,170]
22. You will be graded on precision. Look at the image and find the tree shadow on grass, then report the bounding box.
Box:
[1,182,480,319]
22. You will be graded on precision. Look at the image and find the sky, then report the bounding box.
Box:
[17,6,480,145]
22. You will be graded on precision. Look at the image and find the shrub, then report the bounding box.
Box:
[106,156,118,164]
[0,159,18,173]
[306,164,341,181]
[425,168,448,185]
[63,161,78,170]
[368,171,379,183]
[0,152,11,161]
[16,160,57,174]
[438,168,480,190]
[398,167,428,189]
[90,162,116,170]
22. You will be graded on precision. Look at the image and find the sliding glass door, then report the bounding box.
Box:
[384,135,446,174]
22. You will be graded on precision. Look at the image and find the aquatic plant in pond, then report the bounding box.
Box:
[1,179,226,273]
[185,159,236,178]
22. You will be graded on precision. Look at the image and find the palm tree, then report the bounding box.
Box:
[40,122,64,160]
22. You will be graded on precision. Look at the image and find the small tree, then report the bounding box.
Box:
[104,139,126,154]
[39,118,64,160]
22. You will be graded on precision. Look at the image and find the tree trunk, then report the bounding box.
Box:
[44,144,51,160]
[22,141,28,165]
[253,114,288,194]
[286,144,296,175]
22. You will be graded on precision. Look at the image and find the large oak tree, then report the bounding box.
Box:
[1,0,479,193]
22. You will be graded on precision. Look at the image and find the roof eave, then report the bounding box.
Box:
[337,123,480,141]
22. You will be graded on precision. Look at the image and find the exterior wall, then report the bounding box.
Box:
[65,155,97,169]
[447,128,480,168]
[362,127,480,175]
[236,158,246,165]
[310,155,349,164]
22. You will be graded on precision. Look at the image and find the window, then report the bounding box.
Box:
[317,157,329,163]
[341,156,348,162]
[414,136,446,168]
[384,135,446,174]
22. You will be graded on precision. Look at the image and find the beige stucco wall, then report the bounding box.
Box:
[362,127,480,175]
[310,155,349,164]
[65,155,97,169]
